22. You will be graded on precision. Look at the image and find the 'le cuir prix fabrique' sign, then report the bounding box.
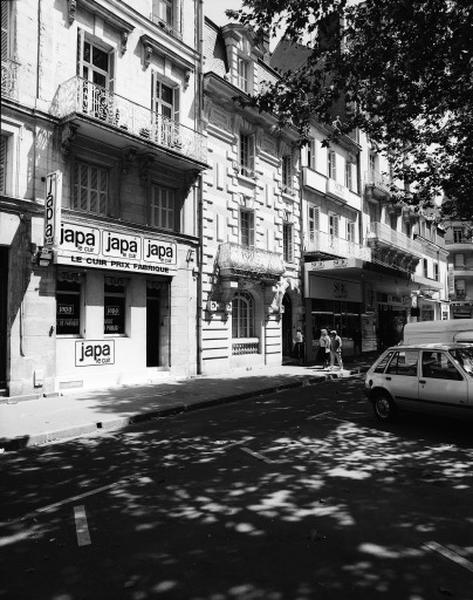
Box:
[43,171,177,274]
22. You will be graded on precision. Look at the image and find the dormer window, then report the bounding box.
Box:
[237,57,249,93]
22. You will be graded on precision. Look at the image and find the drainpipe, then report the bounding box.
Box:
[196,0,204,375]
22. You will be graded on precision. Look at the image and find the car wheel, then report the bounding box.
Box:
[373,393,396,422]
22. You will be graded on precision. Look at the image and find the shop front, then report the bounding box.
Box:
[52,216,197,392]
[304,267,364,363]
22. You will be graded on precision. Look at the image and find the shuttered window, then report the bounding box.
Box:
[0,135,7,194]
[283,223,293,262]
[72,161,109,215]
[308,205,320,241]
[239,133,254,177]
[329,213,339,237]
[151,185,176,231]
[1,1,11,61]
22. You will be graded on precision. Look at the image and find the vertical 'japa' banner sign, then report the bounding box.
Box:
[43,171,63,256]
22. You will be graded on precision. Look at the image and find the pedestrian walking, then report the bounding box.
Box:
[329,330,343,369]
[318,328,331,368]
[293,327,304,363]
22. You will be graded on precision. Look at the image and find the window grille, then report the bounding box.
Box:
[232,292,255,338]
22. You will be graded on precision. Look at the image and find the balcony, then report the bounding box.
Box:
[217,242,284,282]
[302,167,361,211]
[1,58,19,101]
[303,231,372,262]
[453,265,473,277]
[364,170,391,199]
[50,77,206,166]
[368,222,424,256]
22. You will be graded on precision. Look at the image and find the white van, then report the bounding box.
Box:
[403,319,473,345]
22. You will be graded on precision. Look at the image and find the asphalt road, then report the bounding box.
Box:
[1,378,472,600]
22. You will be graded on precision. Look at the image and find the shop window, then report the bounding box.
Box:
[151,184,176,231]
[239,132,255,177]
[308,205,319,241]
[72,160,109,215]
[232,292,255,338]
[240,209,254,248]
[56,273,82,336]
[104,278,126,335]
[237,57,250,93]
[328,150,336,180]
[282,155,292,190]
[455,279,466,298]
[283,223,293,262]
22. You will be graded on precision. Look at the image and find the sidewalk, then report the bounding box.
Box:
[0,358,371,452]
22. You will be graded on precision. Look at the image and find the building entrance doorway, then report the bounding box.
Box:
[0,248,8,391]
[146,287,160,367]
[282,294,293,362]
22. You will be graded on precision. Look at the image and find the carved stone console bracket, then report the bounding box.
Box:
[60,122,78,155]
[138,153,155,183]
[67,0,134,54]
[140,34,193,84]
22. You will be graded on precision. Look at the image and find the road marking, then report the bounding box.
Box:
[306,411,333,421]
[73,505,91,547]
[241,446,277,465]
[423,541,473,574]
[0,475,152,528]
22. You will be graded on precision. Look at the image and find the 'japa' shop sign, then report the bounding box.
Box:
[55,221,177,274]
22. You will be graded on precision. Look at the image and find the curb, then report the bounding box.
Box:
[0,372,340,452]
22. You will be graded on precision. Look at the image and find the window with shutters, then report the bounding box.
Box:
[1,1,11,61]
[151,0,180,33]
[282,155,293,190]
[346,220,355,243]
[433,262,439,281]
[239,132,255,177]
[151,184,176,231]
[307,139,316,170]
[72,160,109,215]
[345,160,352,190]
[283,223,293,263]
[328,150,336,179]
[308,205,319,241]
[237,57,250,93]
[240,209,254,248]
[329,213,339,237]
[0,134,7,194]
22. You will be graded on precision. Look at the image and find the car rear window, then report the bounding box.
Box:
[386,350,418,376]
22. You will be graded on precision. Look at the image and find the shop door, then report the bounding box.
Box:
[282,294,292,360]
[146,289,160,367]
[0,248,8,389]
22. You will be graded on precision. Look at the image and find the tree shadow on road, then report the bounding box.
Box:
[1,380,472,600]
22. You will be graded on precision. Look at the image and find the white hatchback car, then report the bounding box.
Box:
[365,343,473,422]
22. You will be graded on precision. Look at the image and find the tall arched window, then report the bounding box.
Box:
[232,292,255,338]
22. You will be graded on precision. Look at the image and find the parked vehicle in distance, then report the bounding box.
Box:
[365,343,473,422]
[403,318,473,344]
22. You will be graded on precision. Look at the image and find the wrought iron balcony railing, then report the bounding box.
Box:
[368,221,424,256]
[218,242,284,279]
[303,231,372,261]
[1,58,19,100]
[50,77,206,163]
[364,170,392,192]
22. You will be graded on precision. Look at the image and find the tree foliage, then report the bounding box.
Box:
[227,0,473,221]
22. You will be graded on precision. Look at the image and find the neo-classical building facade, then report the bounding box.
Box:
[445,221,473,319]
[1,0,206,398]
[200,19,303,373]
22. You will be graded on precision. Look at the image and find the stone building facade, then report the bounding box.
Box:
[200,19,303,373]
[1,0,206,398]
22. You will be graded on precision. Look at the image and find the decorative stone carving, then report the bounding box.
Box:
[121,147,137,175]
[60,123,78,154]
[67,0,77,25]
